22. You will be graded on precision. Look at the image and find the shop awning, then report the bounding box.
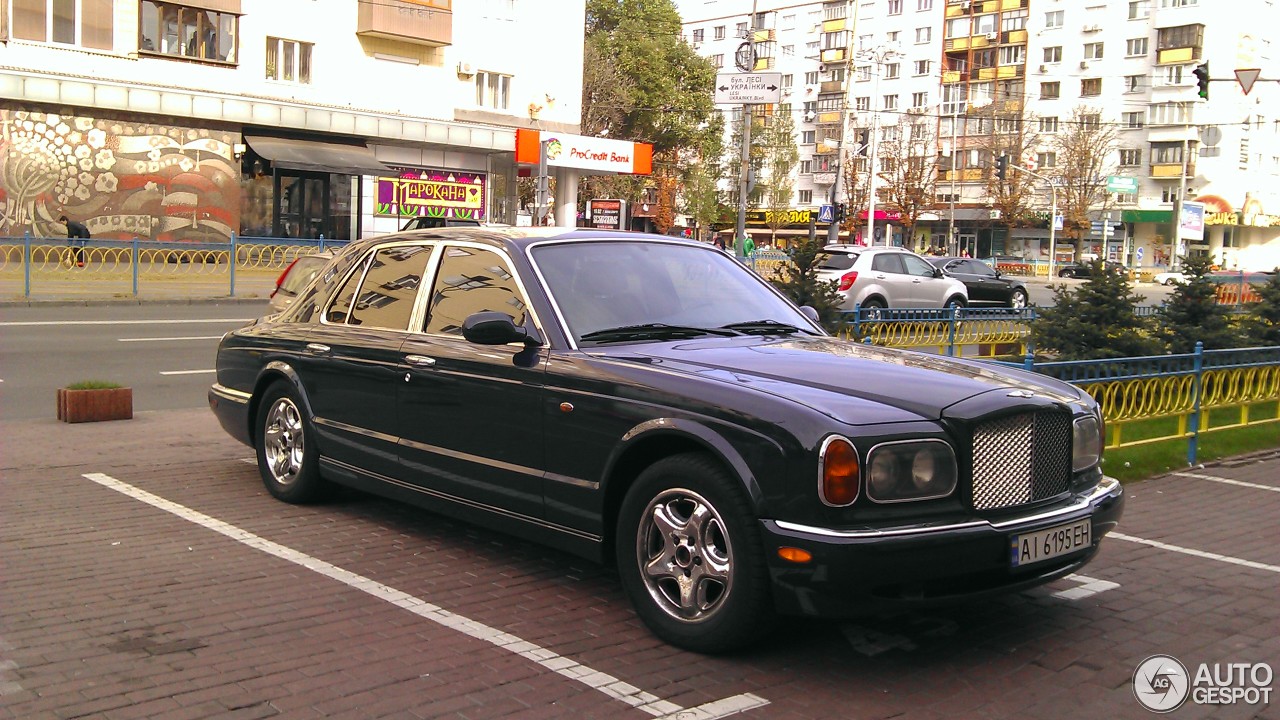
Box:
[244,136,398,177]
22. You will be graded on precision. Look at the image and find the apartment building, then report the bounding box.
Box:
[679,0,1280,271]
[0,0,587,243]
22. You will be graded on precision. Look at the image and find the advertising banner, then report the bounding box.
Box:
[375,167,486,221]
[1179,201,1205,242]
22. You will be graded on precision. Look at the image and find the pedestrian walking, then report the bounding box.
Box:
[59,215,90,267]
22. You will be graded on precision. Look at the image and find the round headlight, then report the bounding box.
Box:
[911,449,937,490]
[868,453,897,497]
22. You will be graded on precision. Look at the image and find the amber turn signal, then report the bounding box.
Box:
[777,546,812,563]
[820,436,860,506]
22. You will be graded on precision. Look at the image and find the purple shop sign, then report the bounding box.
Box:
[376,167,486,221]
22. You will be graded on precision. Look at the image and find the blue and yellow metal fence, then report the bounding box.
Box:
[0,234,344,299]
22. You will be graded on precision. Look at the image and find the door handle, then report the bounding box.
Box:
[404,355,437,368]
[305,343,331,354]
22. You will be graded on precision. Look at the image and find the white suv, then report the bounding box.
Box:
[815,246,969,313]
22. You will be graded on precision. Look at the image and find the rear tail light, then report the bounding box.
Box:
[838,271,858,291]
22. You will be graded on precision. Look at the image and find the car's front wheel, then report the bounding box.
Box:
[615,453,774,653]
[1008,288,1029,309]
[256,381,326,503]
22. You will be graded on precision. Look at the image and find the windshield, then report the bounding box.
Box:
[532,239,819,345]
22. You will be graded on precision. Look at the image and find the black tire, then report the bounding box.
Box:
[1007,288,1029,309]
[861,298,886,321]
[944,295,966,311]
[255,381,326,503]
[615,453,774,653]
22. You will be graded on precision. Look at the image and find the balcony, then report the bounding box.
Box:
[1150,162,1195,178]
[820,80,845,93]
[357,0,452,47]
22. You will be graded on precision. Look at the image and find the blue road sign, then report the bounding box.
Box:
[818,204,834,223]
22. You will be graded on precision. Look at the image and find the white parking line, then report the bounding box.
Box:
[0,319,252,326]
[1111,532,1280,574]
[81,472,769,719]
[158,369,216,375]
[1051,574,1119,600]
[1173,471,1280,493]
[119,336,224,342]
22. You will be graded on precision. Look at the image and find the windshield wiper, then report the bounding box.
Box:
[720,319,811,335]
[579,323,738,343]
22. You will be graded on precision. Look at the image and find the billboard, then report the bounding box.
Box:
[1179,201,1205,242]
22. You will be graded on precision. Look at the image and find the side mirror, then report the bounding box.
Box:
[798,305,820,325]
[461,311,540,346]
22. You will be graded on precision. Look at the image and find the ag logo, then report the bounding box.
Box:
[1133,654,1190,713]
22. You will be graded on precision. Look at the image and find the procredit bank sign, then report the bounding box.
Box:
[515,128,653,175]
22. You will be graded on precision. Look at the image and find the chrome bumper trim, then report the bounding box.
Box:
[211,383,251,403]
[774,476,1122,540]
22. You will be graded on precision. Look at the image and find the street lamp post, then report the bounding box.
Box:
[860,45,900,247]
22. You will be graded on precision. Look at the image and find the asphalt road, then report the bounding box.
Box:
[0,301,267,421]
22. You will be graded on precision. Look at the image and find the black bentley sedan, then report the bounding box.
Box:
[209,227,1123,653]
[926,256,1030,308]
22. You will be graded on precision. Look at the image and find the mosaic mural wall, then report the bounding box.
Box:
[0,108,239,241]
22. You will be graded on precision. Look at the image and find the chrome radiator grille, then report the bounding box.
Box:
[971,411,1072,511]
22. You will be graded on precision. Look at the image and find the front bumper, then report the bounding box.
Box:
[208,383,254,448]
[760,476,1124,618]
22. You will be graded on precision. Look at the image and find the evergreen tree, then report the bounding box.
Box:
[769,237,845,331]
[1156,254,1238,352]
[1031,259,1162,360]
[1241,267,1280,346]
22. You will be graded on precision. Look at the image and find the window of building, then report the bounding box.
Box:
[1150,101,1192,125]
[914,59,931,75]
[781,74,793,87]
[1081,113,1101,130]
[782,44,794,56]
[799,189,813,204]
[735,21,747,36]
[1161,0,1196,6]
[802,130,816,144]
[883,94,899,111]
[800,160,812,174]
[886,31,900,43]
[1126,37,1148,56]
[139,1,237,61]
[855,96,870,111]
[915,27,931,43]
[1080,78,1102,96]
[1124,74,1143,92]
[782,13,797,28]
[1040,81,1060,99]
[1161,186,1180,203]
[945,16,969,38]
[912,91,928,109]
[1002,8,1028,31]
[803,101,817,114]
[692,28,704,42]
[711,54,724,68]
[475,71,512,110]
[1119,148,1142,166]
[1043,46,1062,63]
[884,63,900,79]
[1036,152,1057,168]
[888,0,903,15]
[1157,24,1203,51]
[1039,116,1059,133]
[998,45,1024,65]
[713,26,725,40]
[973,13,996,35]
[1122,111,1145,129]
[856,65,871,81]
[1044,10,1063,28]
[1129,1,1150,18]
[1163,65,1184,85]
[265,37,312,83]
[918,0,934,9]
[11,0,114,49]
[1083,42,1104,60]
[803,71,818,84]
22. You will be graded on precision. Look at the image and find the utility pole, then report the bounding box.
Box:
[860,45,899,247]
[1169,130,1191,271]
[734,0,760,259]
[947,106,959,254]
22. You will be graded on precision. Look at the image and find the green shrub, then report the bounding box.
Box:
[65,380,124,390]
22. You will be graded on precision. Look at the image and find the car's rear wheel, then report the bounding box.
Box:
[1008,288,1028,309]
[861,298,886,321]
[1163,278,1177,286]
[256,382,326,503]
[945,295,966,311]
[615,453,773,653]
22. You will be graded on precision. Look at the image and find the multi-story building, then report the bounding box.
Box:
[679,0,1280,272]
[0,0,588,243]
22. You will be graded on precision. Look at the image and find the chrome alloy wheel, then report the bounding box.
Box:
[636,488,734,623]
[263,397,306,486]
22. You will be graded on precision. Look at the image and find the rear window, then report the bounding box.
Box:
[817,251,858,271]
[279,256,331,294]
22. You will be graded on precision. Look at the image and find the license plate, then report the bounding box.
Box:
[1010,519,1092,567]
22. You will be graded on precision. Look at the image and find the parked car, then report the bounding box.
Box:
[1152,270,1188,286]
[209,228,1123,653]
[815,246,969,314]
[267,250,335,313]
[1057,260,1128,279]
[927,256,1030,309]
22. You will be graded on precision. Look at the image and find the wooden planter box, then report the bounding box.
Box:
[57,387,133,423]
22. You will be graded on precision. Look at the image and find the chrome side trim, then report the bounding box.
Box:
[774,476,1122,540]
[211,383,251,403]
[398,436,540,481]
[322,457,603,543]
[313,417,399,445]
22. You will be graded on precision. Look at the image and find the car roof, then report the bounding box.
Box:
[342,227,700,256]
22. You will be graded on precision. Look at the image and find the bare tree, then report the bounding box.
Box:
[1050,106,1118,262]
[760,111,800,245]
[978,99,1043,231]
[875,115,942,249]
[838,151,870,244]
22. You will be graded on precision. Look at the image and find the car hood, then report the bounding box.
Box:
[585,336,1082,425]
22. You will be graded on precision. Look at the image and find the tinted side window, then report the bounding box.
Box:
[871,253,906,274]
[347,245,434,330]
[325,251,374,324]
[963,260,995,276]
[423,246,528,336]
[817,251,858,271]
[901,254,937,278]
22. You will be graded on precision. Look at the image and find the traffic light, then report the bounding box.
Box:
[995,154,1008,180]
[1193,62,1210,100]
[833,203,847,222]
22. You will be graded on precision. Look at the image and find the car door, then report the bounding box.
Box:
[900,252,949,307]
[958,259,1003,304]
[396,243,548,520]
[298,244,433,478]
[869,251,912,307]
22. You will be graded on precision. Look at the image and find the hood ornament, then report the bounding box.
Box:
[1007,389,1036,398]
